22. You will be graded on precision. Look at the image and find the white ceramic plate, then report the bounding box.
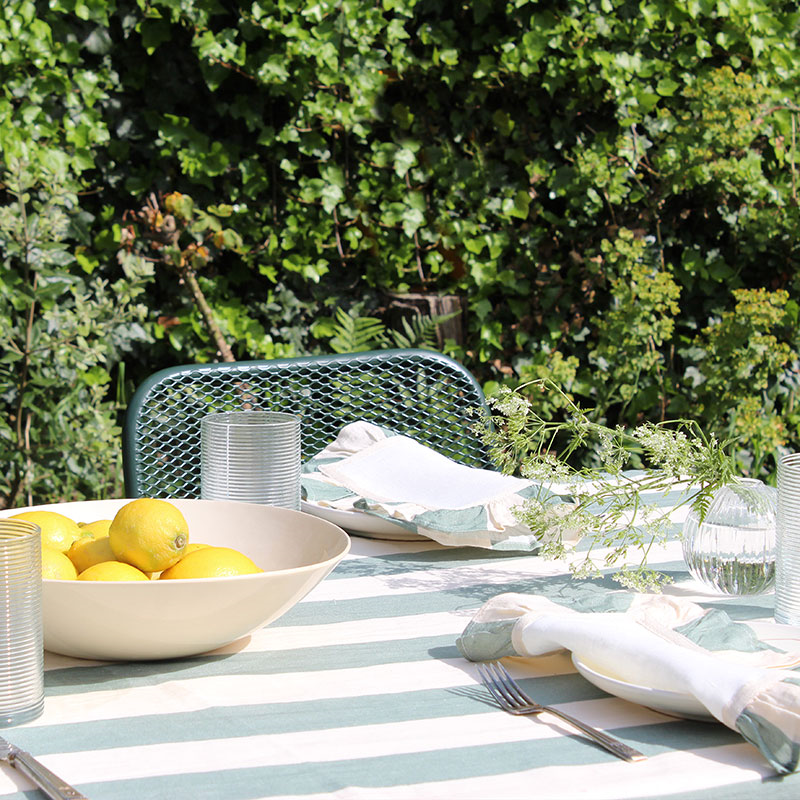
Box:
[1,499,350,661]
[571,620,800,721]
[748,621,800,667]
[571,655,713,721]
[300,500,427,541]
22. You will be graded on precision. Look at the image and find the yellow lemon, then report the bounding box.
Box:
[67,535,116,574]
[42,546,78,580]
[159,546,263,580]
[108,498,189,573]
[183,542,210,555]
[77,519,113,538]
[9,510,82,553]
[78,561,150,581]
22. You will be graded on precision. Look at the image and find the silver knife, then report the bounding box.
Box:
[0,735,88,800]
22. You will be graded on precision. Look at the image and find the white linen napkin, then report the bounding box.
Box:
[319,433,529,509]
[301,421,579,550]
[458,593,800,774]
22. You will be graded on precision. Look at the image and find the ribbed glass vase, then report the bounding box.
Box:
[681,478,777,595]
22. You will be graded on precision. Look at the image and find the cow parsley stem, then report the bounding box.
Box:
[477,381,739,590]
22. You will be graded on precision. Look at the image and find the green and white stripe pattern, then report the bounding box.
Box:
[1,534,798,799]
[457,592,800,774]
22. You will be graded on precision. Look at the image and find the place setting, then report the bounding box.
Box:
[300,418,581,548]
[296,400,800,777]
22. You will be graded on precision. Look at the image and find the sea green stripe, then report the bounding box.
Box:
[19,673,607,755]
[329,545,533,578]
[330,550,690,582]
[676,609,778,653]
[392,503,493,534]
[278,561,693,629]
[33,725,741,800]
[44,635,465,695]
[300,478,353,502]
[44,632,615,698]
[694,594,777,621]
[274,577,613,627]
[282,559,770,636]
[736,708,800,774]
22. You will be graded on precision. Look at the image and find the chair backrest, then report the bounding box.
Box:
[122,348,492,498]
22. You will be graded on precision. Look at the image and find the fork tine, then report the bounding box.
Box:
[480,661,527,710]
[476,661,648,762]
[484,661,523,708]
[476,662,511,709]
[492,661,535,707]
[478,663,508,708]
[478,662,520,710]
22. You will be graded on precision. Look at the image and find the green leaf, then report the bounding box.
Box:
[502,190,530,220]
[139,19,172,54]
[393,147,416,176]
[656,77,680,96]
[328,307,388,353]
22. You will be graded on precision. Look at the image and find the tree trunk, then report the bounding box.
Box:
[384,292,466,348]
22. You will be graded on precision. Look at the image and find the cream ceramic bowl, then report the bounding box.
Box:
[0,498,350,661]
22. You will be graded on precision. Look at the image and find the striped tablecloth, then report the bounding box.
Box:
[1,533,796,800]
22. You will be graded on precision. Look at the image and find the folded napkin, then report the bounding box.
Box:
[458,593,800,774]
[301,421,580,550]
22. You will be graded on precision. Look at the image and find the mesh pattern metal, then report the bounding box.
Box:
[124,350,492,498]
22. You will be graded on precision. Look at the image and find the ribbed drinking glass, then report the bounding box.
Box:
[0,519,44,727]
[776,453,800,624]
[200,411,301,510]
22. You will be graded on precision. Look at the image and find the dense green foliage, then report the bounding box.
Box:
[1,0,798,506]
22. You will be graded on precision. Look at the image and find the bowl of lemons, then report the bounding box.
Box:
[1,498,350,661]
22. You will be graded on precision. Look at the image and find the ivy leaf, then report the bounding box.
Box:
[393,147,417,177]
[656,77,680,96]
[502,190,530,220]
[401,207,424,237]
[321,183,344,213]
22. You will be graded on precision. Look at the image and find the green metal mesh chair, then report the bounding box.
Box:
[122,348,492,498]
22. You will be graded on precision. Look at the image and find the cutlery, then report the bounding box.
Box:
[0,735,88,799]
[477,660,647,762]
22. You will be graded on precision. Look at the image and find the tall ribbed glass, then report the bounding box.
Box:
[0,519,43,727]
[200,411,301,510]
[776,453,800,624]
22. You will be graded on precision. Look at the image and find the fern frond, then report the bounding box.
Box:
[329,307,388,353]
[692,488,713,523]
[389,309,460,349]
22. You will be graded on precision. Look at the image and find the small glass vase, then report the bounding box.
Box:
[681,478,777,596]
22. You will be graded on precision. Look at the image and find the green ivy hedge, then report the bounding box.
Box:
[1,0,798,506]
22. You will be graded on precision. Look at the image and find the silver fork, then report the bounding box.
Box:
[0,735,88,799]
[477,661,647,762]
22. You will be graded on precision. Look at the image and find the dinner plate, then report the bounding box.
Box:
[748,621,800,667]
[571,620,800,721]
[571,655,714,721]
[300,501,428,541]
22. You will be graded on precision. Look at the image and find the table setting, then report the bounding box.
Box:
[1,397,800,799]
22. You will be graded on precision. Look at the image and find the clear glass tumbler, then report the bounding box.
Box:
[681,478,777,595]
[200,411,301,510]
[0,519,44,727]
[776,453,800,624]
